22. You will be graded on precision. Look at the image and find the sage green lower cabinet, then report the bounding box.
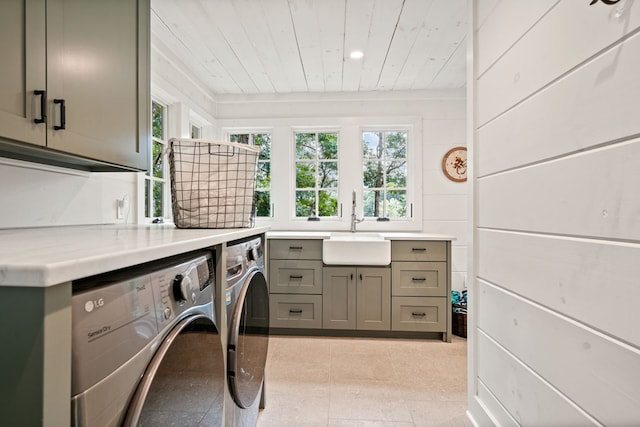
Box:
[391,296,446,332]
[323,266,391,331]
[269,294,322,329]
[267,237,452,341]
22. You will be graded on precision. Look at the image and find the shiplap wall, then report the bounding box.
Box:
[470,1,640,425]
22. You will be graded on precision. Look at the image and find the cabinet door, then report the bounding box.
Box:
[46,0,148,170]
[357,267,391,331]
[0,0,46,147]
[322,267,356,329]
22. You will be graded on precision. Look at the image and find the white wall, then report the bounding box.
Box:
[0,158,137,228]
[469,1,640,425]
[215,90,468,291]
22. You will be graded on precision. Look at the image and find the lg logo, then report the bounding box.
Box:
[84,298,105,313]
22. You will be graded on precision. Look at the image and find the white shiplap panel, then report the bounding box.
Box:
[395,0,467,90]
[478,0,640,125]
[150,4,242,93]
[289,0,325,91]
[477,139,640,241]
[342,0,375,92]
[231,0,293,93]
[476,380,520,427]
[477,331,598,426]
[159,0,259,94]
[199,0,275,93]
[426,36,467,90]
[478,281,640,426]
[478,30,640,177]
[260,0,308,93]
[377,0,435,90]
[475,0,500,30]
[316,0,346,92]
[358,0,403,91]
[479,229,640,347]
[476,0,558,76]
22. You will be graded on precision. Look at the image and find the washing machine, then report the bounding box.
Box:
[71,250,225,426]
[224,236,270,427]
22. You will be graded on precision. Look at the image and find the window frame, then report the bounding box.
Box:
[293,130,340,220]
[141,98,171,223]
[361,128,410,220]
[224,128,273,220]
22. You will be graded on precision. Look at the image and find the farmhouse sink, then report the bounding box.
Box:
[322,233,391,265]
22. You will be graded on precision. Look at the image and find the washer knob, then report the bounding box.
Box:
[172,273,194,304]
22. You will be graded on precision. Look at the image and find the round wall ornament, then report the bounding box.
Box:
[442,146,467,182]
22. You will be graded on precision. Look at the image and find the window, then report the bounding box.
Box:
[362,130,408,218]
[229,132,272,217]
[295,132,338,218]
[190,123,202,139]
[146,100,169,219]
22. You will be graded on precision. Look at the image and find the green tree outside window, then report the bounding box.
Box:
[362,131,408,218]
[295,132,338,217]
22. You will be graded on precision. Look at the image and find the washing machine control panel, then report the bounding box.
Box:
[155,254,214,329]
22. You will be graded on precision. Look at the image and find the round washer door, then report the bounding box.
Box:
[227,269,269,408]
[124,314,225,426]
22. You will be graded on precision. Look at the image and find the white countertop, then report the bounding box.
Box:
[267,231,456,241]
[0,224,269,288]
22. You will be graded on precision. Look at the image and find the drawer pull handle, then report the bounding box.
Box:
[289,246,303,250]
[411,312,426,317]
[289,309,303,314]
[412,277,426,282]
[411,248,427,252]
[289,275,303,279]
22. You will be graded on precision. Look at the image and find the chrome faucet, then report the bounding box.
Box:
[350,189,364,232]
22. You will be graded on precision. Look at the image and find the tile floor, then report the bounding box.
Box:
[257,335,470,427]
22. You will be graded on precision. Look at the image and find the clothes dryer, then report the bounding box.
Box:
[71,251,225,426]
[224,236,270,426]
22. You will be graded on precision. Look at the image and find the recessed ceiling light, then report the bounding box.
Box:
[349,50,364,59]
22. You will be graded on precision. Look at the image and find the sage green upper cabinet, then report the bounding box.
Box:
[0,0,149,171]
[0,0,46,147]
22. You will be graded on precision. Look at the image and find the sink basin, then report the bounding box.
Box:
[322,233,391,265]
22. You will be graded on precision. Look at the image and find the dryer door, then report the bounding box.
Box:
[124,314,225,426]
[227,269,270,408]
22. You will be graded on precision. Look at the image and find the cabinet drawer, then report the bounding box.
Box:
[269,294,322,329]
[392,262,446,297]
[269,239,322,260]
[391,241,447,262]
[269,260,322,294]
[391,297,446,332]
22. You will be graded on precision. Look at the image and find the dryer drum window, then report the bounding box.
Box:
[228,270,270,408]
[124,315,225,425]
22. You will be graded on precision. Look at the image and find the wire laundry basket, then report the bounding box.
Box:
[168,138,260,229]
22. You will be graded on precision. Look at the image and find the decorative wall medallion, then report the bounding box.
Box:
[442,146,467,182]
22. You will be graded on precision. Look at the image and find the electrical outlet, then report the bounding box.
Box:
[116,198,125,219]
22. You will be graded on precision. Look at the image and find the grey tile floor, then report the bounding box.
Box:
[257,335,470,427]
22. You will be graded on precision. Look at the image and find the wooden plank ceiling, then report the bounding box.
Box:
[150,0,468,95]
